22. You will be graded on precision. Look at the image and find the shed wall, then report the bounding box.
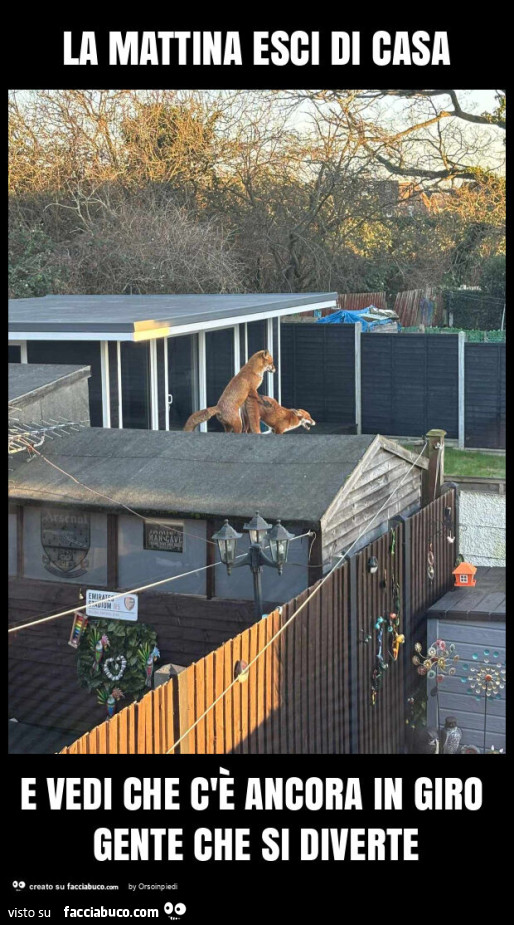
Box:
[321,445,422,562]
[426,617,506,752]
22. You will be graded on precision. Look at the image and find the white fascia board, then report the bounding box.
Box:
[8,299,337,343]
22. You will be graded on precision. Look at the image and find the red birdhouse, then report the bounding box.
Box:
[452,561,477,588]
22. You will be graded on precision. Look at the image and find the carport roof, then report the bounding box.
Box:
[9,292,337,341]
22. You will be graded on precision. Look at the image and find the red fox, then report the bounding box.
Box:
[242,393,316,434]
[183,350,275,433]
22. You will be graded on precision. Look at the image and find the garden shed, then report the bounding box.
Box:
[9,429,428,606]
[426,566,506,752]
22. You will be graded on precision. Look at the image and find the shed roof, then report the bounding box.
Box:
[427,567,505,622]
[6,429,405,522]
[9,292,337,341]
[8,363,91,409]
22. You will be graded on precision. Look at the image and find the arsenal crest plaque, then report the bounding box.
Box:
[41,509,91,578]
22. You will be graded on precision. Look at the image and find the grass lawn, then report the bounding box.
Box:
[402,445,505,479]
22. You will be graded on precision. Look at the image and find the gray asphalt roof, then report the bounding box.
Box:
[9,292,337,335]
[8,428,377,523]
[8,364,91,407]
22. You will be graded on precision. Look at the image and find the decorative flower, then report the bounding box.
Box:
[428,647,436,657]
[101,634,110,648]
[111,688,125,701]
[467,662,506,699]
[414,643,422,653]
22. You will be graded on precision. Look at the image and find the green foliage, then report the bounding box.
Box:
[76,619,158,707]
[8,223,66,298]
[480,255,506,299]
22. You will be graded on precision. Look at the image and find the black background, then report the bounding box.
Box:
[7,13,509,919]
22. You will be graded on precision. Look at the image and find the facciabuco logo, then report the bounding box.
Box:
[164,902,187,920]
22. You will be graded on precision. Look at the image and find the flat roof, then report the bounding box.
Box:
[8,363,91,408]
[9,428,377,523]
[427,567,505,621]
[9,293,337,342]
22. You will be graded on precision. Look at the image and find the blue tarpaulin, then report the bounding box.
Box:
[317,306,400,332]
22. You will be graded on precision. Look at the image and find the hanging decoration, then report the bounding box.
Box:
[386,612,405,661]
[103,655,127,682]
[427,543,435,581]
[68,611,88,649]
[76,619,159,712]
[370,616,389,706]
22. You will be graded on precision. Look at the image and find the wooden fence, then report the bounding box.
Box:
[60,491,456,755]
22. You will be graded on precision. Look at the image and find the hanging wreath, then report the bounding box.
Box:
[76,618,159,713]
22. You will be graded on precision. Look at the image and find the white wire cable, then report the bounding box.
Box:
[8,532,312,635]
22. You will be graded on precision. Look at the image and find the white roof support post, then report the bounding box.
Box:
[100,341,111,428]
[149,338,159,431]
[198,330,208,432]
[233,324,241,374]
[20,342,28,364]
[354,322,362,435]
[116,341,123,429]
[244,323,249,363]
[164,336,170,431]
[267,317,274,399]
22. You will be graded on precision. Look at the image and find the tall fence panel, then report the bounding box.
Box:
[281,323,355,427]
[352,524,405,754]
[361,333,459,437]
[465,343,506,448]
[409,487,457,638]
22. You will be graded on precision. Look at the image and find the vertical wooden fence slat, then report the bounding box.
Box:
[213,649,224,755]
[240,628,250,753]
[231,632,242,754]
[204,652,215,755]
[194,660,206,754]
[248,625,258,752]
[256,620,266,754]
[223,638,234,755]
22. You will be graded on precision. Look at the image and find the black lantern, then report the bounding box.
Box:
[268,519,294,573]
[367,556,379,575]
[243,511,272,545]
[212,519,242,573]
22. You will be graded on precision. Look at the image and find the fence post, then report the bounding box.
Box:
[348,555,359,753]
[458,331,466,449]
[354,322,362,434]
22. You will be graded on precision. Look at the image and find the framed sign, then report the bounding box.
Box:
[144,519,184,553]
[86,589,138,621]
[41,509,90,578]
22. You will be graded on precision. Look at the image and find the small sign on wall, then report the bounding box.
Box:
[86,589,138,621]
[144,519,184,553]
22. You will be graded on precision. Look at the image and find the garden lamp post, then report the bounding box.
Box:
[212,511,294,620]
